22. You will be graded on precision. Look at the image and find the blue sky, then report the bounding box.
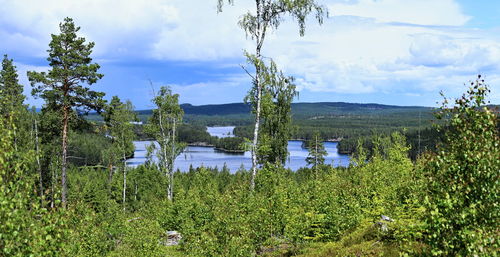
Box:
[1,0,499,109]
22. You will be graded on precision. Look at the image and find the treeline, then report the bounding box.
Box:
[157,124,246,152]
[214,136,246,152]
[337,127,444,158]
[234,110,440,158]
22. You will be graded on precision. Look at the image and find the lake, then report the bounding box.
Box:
[126,126,350,172]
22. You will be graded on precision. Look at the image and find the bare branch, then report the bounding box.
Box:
[240,64,256,81]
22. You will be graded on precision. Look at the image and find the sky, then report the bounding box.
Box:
[1,0,500,109]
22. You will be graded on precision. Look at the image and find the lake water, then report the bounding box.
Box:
[126,126,350,172]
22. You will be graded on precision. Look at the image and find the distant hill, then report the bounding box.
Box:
[135,103,251,116]
[134,102,433,117]
[87,101,439,127]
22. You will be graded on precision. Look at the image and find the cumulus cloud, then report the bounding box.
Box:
[167,74,250,105]
[328,0,470,26]
[0,0,499,106]
[13,63,50,107]
[0,0,253,61]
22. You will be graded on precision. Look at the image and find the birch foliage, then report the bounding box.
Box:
[145,86,185,200]
[217,0,327,188]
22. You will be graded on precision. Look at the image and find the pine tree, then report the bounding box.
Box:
[28,17,105,207]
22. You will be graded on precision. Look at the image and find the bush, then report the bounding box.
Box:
[423,76,500,256]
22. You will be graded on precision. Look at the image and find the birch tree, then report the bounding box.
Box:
[103,96,136,210]
[28,17,105,207]
[145,86,185,201]
[246,55,297,166]
[217,0,327,189]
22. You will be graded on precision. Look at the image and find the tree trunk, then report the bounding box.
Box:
[123,145,127,211]
[158,107,171,200]
[315,135,318,178]
[108,164,114,184]
[13,127,17,152]
[61,106,69,208]
[251,75,262,190]
[51,158,56,208]
[250,1,264,190]
[134,183,138,201]
[35,119,43,203]
[168,119,176,201]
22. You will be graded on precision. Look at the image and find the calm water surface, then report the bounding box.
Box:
[126,126,350,172]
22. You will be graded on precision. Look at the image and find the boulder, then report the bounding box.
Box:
[160,231,182,246]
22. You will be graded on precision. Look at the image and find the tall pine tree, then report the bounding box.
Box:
[28,17,105,207]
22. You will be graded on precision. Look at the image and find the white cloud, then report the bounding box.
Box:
[168,74,250,104]
[1,0,499,105]
[14,63,50,107]
[0,0,259,61]
[328,0,470,26]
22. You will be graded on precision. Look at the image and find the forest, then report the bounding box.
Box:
[1,1,500,256]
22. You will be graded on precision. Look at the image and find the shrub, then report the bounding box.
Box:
[423,76,500,256]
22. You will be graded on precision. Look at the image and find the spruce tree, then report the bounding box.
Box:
[28,17,105,207]
[306,131,327,176]
[0,54,30,152]
[0,55,25,118]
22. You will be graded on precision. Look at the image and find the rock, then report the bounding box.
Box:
[381,215,394,222]
[375,215,394,232]
[375,221,389,232]
[160,231,182,246]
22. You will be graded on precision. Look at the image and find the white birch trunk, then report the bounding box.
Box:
[122,151,127,211]
[250,0,264,190]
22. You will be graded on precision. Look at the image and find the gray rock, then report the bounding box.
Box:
[381,215,394,222]
[374,215,394,232]
[160,231,182,246]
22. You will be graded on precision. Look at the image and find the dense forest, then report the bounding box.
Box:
[1,5,500,257]
[89,102,440,156]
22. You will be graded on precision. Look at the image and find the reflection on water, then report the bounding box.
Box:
[126,127,350,172]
